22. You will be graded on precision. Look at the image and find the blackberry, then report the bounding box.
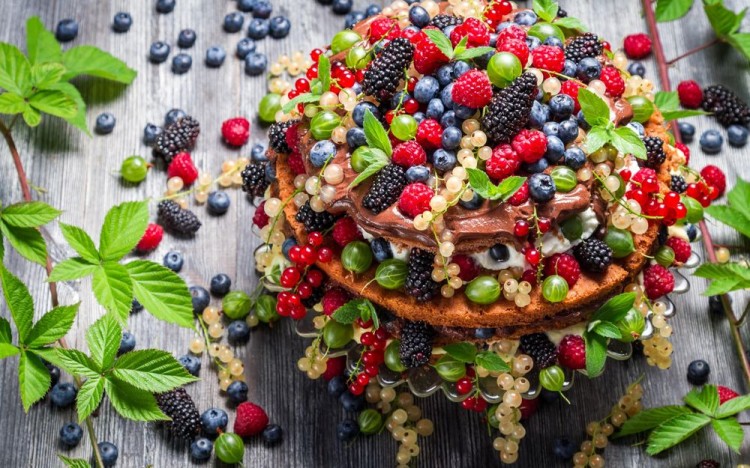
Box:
[701,84,750,127]
[269,120,296,153]
[405,248,439,302]
[696,461,719,468]
[241,162,269,197]
[573,238,613,272]
[482,72,537,144]
[399,321,434,368]
[670,174,687,193]
[641,136,666,169]
[295,201,336,233]
[564,33,602,63]
[519,333,557,369]
[362,38,414,101]
[429,14,463,29]
[301,285,325,308]
[152,116,200,163]
[157,200,202,236]
[155,388,201,440]
[362,164,407,213]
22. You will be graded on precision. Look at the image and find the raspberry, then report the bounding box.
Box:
[497,24,526,44]
[497,38,529,66]
[700,165,726,197]
[392,140,427,167]
[560,80,583,112]
[665,237,691,263]
[449,18,490,48]
[486,144,520,181]
[623,33,652,59]
[221,117,250,146]
[675,142,690,164]
[284,121,300,151]
[252,201,270,228]
[531,45,565,72]
[557,334,585,370]
[322,287,350,316]
[718,386,739,404]
[167,152,199,185]
[414,29,450,74]
[543,253,581,287]
[451,254,479,281]
[234,402,269,437]
[416,119,443,150]
[398,182,433,218]
[136,223,163,252]
[451,70,493,108]
[511,129,547,163]
[287,152,306,175]
[322,356,346,380]
[369,17,399,43]
[643,264,674,300]
[599,66,625,98]
[508,180,529,206]
[332,216,362,247]
[677,80,703,109]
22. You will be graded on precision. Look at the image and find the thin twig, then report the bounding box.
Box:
[666,39,720,66]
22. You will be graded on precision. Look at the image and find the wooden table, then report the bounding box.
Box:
[0,0,748,466]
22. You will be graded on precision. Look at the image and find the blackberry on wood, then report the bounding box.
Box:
[696,461,719,468]
[573,238,613,273]
[157,200,202,236]
[565,33,602,62]
[429,14,463,29]
[701,84,750,127]
[155,388,201,440]
[295,201,336,233]
[241,162,269,197]
[482,72,537,144]
[405,248,439,302]
[519,333,558,369]
[362,164,407,213]
[362,38,414,101]
[269,120,296,153]
[670,174,687,194]
[641,136,666,169]
[153,116,200,163]
[399,321,434,368]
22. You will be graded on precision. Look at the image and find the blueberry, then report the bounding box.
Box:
[131,299,143,314]
[266,162,278,183]
[204,46,226,68]
[55,19,79,42]
[310,140,336,167]
[228,320,250,344]
[524,157,549,174]
[529,101,550,129]
[370,237,393,262]
[50,382,77,408]
[165,108,186,125]
[327,375,347,397]
[489,33,499,48]
[178,29,196,48]
[190,286,210,314]
[441,83,455,110]
[178,354,201,376]
[224,12,245,33]
[542,121,560,138]
[118,332,136,355]
[98,442,119,467]
[236,38,257,59]
[365,4,382,16]
[628,62,645,77]
[558,118,579,144]
[452,61,471,79]
[201,408,229,435]
[432,149,457,172]
[426,98,445,120]
[727,124,748,147]
[60,422,84,447]
[454,104,475,120]
[699,129,723,154]
[686,224,698,242]
[143,123,162,145]
[514,10,537,26]
[414,76,440,104]
[562,59,577,77]
[251,143,267,162]
[244,52,268,75]
[709,295,727,315]
[390,91,410,109]
[441,126,462,150]
[346,127,367,149]
[210,273,232,296]
[405,165,430,183]
[332,0,353,15]
[544,135,565,163]
[687,359,710,385]
[678,122,695,142]
[576,57,601,82]
[443,25,458,37]
[263,424,283,445]
[564,147,586,170]
[207,191,231,215]
[627,121,645,138]
[526,36,542,50]
[576,110,591,131]
[352,102,379,127]
[46,363,61,387]
[489,244,509,262]
[553,437,576,460]
[409,6,430,27]
[458,192,484,210]
[549,94,575,121]
[156,0,176,13]
[344,12,366,29]
[95,113,116,135]
[163,250,184,272]
[474,328,495,340]
[172,53,192,74]
[439,110,459,129]
[528,173,556,202]
[247,18,270,39]
[112,12,132,33]
[436,65,453,87]
[226,380,249,404]
[237,0,258,12]
[339,391,365,412]
[252,0,273,18]
[336,419,360,442]
[269,16,291,39]
[544,36,564,48]
[282,238,297,260]
[190,437,213,461]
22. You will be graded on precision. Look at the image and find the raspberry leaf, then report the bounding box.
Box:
[43,82,89,135]
[655,0,695,22]
[683,385,719,416]
[92,262,133,320]
[58,455,92,468]
[0,92,27,114]
[694,263,750,295]
[0,264,34,343]
[653,91,709,121]
[475,351,510,373]
[715,394,750,418]
[615,405,693,437]
[533,0,559,23]
[22,106,41,127]
[0,343,19,359]
[363,110,392,156]
[53,348,101,379]
[318,54,331,93]
[591,292,636,323]
[76,375,105,422]
[25,303,79,348]
[25,17,62,65]
[0,201,61,228]
[554,17,588,36]
[727,33,750,62]
[0,222,47,265]
[0,316,11,343]
[645,412,711,455]
[86,314,122,371]
[61,45,137,84]
[124,260,194,329]
[28,89,78,120]
[18,349,50,412]
[711,417,743,453]
[582,330,607,378]
[112,349,198,393]
[98,201,149,261]
[104,377,170,422]
[31,62,66,89]
[453,46,496,61]
[703,0,744,37]
[0,42,32,96]
[442,342,477,363]
[48,258,99,282]
[59,223,99,263]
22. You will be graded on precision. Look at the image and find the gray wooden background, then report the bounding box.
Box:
[0,0,748,466]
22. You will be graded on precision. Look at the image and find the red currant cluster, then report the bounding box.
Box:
[276,232,333,319]
[459,373,489,412]
[349,328,390,396]
[483,0,513,29]
[624,168,687,225]
[512,216,550,266]
[685,180,718,207]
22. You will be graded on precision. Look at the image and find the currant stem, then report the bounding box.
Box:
[666,39,720,66]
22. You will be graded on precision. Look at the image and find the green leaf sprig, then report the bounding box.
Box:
[582,292,636,377]
[0,200,61,265]
[331,297,380,330]
[441,342,511,373]
[653,90,710,121]
[281,54,331,113]
[348,110,392,188]
[579,88,647,160]
[422,30,495,62]
[531,0,587,36]
[465,168,526,202]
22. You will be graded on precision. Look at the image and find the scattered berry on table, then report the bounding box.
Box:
[519,333,557,369]
[237,0,257,12]
[696,460,720,468]
[50,382,77,408]
[143,123,163,145]
[120,155,150,184]
[55,19,78,42]
[149,41,171,63]
[627,61,645,77]
[262,424,283,445]
[228,320,250,344]
[236,38,257,59]
[727,124,748,147]
[336,419,360,442]
[167,152,198,185]
[700,165,726,197]
[131,299,144,314]
[112,12,132,33]
[136,223,163,252]
[207,191,231,215]
[643,264,675,300]
[226,380,249,404]
[118,331,136,355]
[163,250,184,272]
[253,0,273,18]
[701,84,750,127]
[155,388,201,439]
[224,12,245,33]
[677,80,703,109]
[190,437,213,461]
[718,386,739,404]
[332,0,353,15]
[399,321,434,368]
[201,408,229,435]
[157,200,202,236]
[234,401,269,437]
[552,437,576,461]
[339,391,365,411]
[205,46,226,67]
[172,53,193,74]
[623,33,651,59]
[678,121,695,142]
[178,354,201,376]
[269,16,291,39]
[699,129,723,154]
[46,362,60,387]
[153,115,200,163]
[190,286,210,313]
[155,0,176,14]
[210,273,232,296]
[687,360,710,385]
[165,108,187,125]
[247,18,270,40]
[244,52,268,75]
[59,422,84,447]
[98,442,119,467]
[95,113,116,135]
[221,117,251,147]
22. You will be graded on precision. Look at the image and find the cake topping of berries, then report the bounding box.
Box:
[543,253,581,287]
[332,216,363,247]
[362,38,415,101]
[573,238,613,273]
[405,248,439,302]
[399,320,434,368]
[428,14,463,30]
[295,201,336,233]
[363,164,408,214]
[268,120,296,153]
[413,29,450,75]
[531,45,565,72]
[486,144,521,182]
[665,237,691,263]
[482,72,538,144]
[564,32,602,63]
[398,182,433,219]
[519,333,557,369]
[449,17,490,48]
[392,140,427,168]
[451,69,493,109]
[322,288,350,316]
[641,136,666,169]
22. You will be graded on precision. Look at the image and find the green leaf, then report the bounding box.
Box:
[653,90,709,121]
[727,33,750,62]
[591,292,636,323]
[583,331,608,377]
[348,147,390,188]
[684,385,720,416]
[76,376,105,422]
[86,314,121,371]
[318,54,331,93]
[646,412,711,455]
[58,455,92,468]
[656,0,695,21]
[26,17,62,65]
[454,46,496,61]
[422,29,454,59]
[533,0,559,22]
[662,108,710,120]
[26,303,79,347]
[577,88,610,126]
[0,316,12,343]
[592,321,622,339]
[363,110,392,156]
[105,378,169,422]
[62,45,137,84]
[98,201,149,261]
[112,349,198,393]
[18,349,50,412]
[727,177,750,220]
[466,169,525,202]
[22,106,41,127]
[1,201,61,228]
[54,348,101,379]
[281,93,321,114]
[332,298,374,325]
[694,263,750,295]
[0,343,19,359]
[705,205,750,239]
[31,62,66,89]
[442,342,477,363]
[475,351,511,373]
[0,92,27,114]
[611,126,647,160]
[584,126,611,154]
[0,223,47,265]
[44,82,89,135]
[48,258,99,282]
[92,262,133,320]
[0,264,34,342]
[0,43,32,95]
[616,405,694,437]
[711,417,743,453]
[28,90,78,119]
[716,394,750,418]
[452,36,468,58]
[124,260,194,328]
[554,17,587,35]
[59,223,99,263]
[703,0,744,37]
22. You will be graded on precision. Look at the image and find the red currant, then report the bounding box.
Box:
[317,247,333,263]
[525,248,540,265]
[375,328,389,341]
[280,267,301,288]
[537,217,551,233]
[295,78,310,92]
[461,397,475,410]
[290,305,306,320]
[456,377,473,395]
[365,365,379,377]
[356,373,370,386]
[404,98,419,114]
[360,332,375,346]
[407,76,418,93]
[297,282,313,299]
[664,191,680,208]
[349,383,364,395]
[305,269,324,287]
[307,231,323,246]
[620,169,631,181]
[514,220,530,237]
[310,49,324,61]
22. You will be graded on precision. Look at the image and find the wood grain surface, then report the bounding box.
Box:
[0,0,748,466]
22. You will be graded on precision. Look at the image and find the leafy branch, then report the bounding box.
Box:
[578,89,647,159]
[583,293,636,378]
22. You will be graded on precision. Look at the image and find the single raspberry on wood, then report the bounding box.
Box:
[221,117,250,146]
[234,402,269,437]
[332,216,362,247]
[167,152,199,185]
[322,288,350,316]
[700,165,726,198]
[557,334,585,370]
[486,144,520,182]
[623,33,652,59]
[543,253,581,287]
[136,223,163,252]
[398,182,433,218]
[643,264,674,300]
[677,80,703,109]
[392,140,427,167]
[665,237,691,263]
[718,386,739,404]
[451,70,493,109]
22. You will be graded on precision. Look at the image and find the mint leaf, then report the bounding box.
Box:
[76,376,106,421]
[86,314,121,371]
[684,385,719,415]
[583,331,608,377]
[112,349,197,393]
[1,201,61,227]
[703,0,743,37]
[554,17,587,35]
[0,43,31,95]
[54,348,101,379]
[26,303,79,347]
[711,417,743,453]
[454,46,496,61]
[585,126,610,153]
[318,54,331,93]
[728,32,750,62]
[0,343,19,359]
[422,29,453,59]
[28,89,78,120]
[533,0,559,22]
[0,264,34,342]
[611,126,647,160]
[656,0,695,21]
[48,258,99,282]
[577,88,610,126]
[494,175,527,202]
[716,394,750,418]
[466,169,526,201]
[60,223,99,263]
[22,106,41,127]
[0,92,26,114]
[442,342,477,363]
[0,316,12,343]
[646,412,711,455]
[44,82,89,135]
[62,45,137,84]
[58,455,92,468]
[98,201,149,261]
[616,405,693,437]
[332,298,371,324]
[92,262,133,319]
[0,223,47,265]
[592,321,622,339]
[348,147,389,188]
[591,292,636,323]
[105,378,169,422]
[363,110,392,156]
[31,62,66,89]
[125,260,194,328]
[281,93,321,114]
[475,351,511,372]
[26,17,63,65]
[18,349,50,411]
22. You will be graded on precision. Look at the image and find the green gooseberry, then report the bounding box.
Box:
[310,110,341,140]
[358,409,384,435]
[560,216,583,241]
[375,259,408,290]
[615,307,646,343]
[391,114,418,141]
[331,30,362,54]
[341,241,373,274]
[487,52,522,88]
[542,275,569,303]
[551,166,577,193]
[222,291,252,319]
[434,354,466,382]
[385,340,407,373]
[120,155,149,183]
[346,46,371,70]
[255,294,279,323]
[258,93,282,124]
[604,227,636,258]
[323,320,354,349]
[654,245,676,267]
[465,276,501,305]
[539,365,565,392]
[627,96,655,124]
[528,22,564,42]
[350,146,371,173]
[681,195,704,223]
[214,433,244,464]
